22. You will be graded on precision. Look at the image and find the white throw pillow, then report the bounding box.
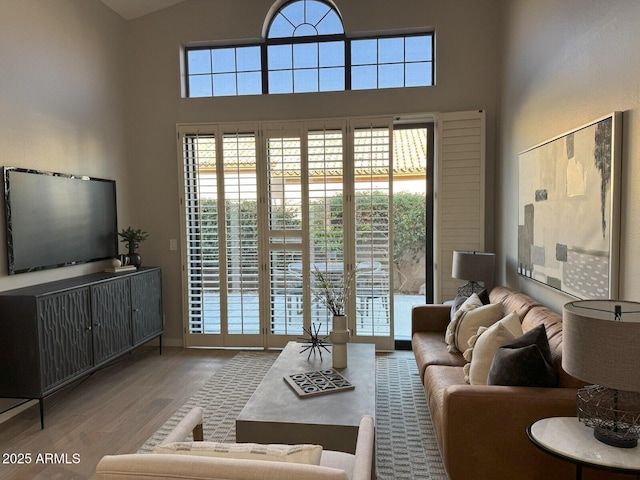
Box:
[154,442,323,465]
[463,311,523,385]
[445,293,484,353]
[447,301,504,354]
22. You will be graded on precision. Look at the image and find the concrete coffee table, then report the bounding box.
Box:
[236,341,375,454]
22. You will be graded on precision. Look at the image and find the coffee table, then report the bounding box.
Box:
[236,341,375,454]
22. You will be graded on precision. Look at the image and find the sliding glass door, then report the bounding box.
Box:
[179,118,423,350]
[263,123,305,345]
[180,125,262,347]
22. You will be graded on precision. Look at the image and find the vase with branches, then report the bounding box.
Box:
[312,266,356,316]
[312,265,356,368]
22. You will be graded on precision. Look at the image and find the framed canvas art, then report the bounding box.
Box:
[518,112,622,299]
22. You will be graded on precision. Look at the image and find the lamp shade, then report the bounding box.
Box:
[562,300,640,392]
[451,251,495,283]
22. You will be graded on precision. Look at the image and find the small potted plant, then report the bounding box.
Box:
[118,227,149,268]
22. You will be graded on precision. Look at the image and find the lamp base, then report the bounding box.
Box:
[457,281,484,297]
[594,427,638,449]
[577,386,640,449]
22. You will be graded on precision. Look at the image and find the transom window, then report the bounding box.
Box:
[185,0,433,98]
[187,46,262,97]
[268,0,343,38]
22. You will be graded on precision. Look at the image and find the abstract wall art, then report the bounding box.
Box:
[518,112,622,299]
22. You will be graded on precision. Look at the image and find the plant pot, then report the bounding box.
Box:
[127,243,142,269]
[127,252,142,269]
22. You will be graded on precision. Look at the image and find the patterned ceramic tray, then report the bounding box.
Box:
[284,368,355,398]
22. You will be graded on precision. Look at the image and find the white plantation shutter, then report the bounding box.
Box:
[178,117,417,349]
[178,125,263,347]
[264,124,306,336]
[351,122,392,341]
[434,110,486,303]
[180,131,219,335]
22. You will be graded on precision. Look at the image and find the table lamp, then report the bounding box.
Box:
[562,300,640,448]
[451,250,495,297]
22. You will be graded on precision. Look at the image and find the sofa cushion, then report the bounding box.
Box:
[445,294,483,351]
[521,306,585,389]
[412,331,467,382]
[446,297,504,353]
[487,324,557,387]
[422,365,467,452]
[450,294,468,321]
[462,312,523,385]
[155,442,323,465]
[319,451,354,479]
[477,288,490,305]
[449,290,488,321]
[489,286,541,319]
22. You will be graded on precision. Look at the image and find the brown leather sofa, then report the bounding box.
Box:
[412,286,628,480]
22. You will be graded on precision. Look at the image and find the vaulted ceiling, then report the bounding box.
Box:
[100,0,186,20]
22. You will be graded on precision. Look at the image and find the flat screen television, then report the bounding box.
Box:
[3,167,118,275]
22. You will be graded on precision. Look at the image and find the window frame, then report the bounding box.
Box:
[185,43,265,98]
[184,0,434,98]
[264,32,348,94]
[350,32,434,90]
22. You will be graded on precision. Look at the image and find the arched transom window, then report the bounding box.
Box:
[266,0,345,93]
[268,0,343,38]
[185,0,433,97]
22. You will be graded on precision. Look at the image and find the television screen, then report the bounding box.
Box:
[3,167,118,274]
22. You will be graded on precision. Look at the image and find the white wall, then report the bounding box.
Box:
[124,0,501,344]
[0,0,129,413]
[497,0,640,311]
[0,0,130,291]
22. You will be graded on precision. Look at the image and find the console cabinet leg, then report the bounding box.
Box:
[39,398,45,429]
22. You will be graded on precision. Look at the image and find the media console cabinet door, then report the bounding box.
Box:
[38,288,93,393]
[91,278,133,365]
[131,269,163,344]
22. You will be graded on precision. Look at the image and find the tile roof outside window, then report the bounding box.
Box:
[194,129,426,179]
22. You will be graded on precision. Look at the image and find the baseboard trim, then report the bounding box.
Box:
[0,399,37,425]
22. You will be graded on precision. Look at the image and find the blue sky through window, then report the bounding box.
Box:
[351,35,432,90]
[185,1,432,97]
[188,46,262,97]
[268,0,343,38]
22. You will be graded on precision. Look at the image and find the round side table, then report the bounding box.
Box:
[527,417,640,480]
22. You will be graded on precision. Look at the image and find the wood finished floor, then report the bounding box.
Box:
[0,346,412,479]
[0,346,237,480]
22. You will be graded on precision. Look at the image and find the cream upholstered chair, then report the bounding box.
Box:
[95,407,375,480]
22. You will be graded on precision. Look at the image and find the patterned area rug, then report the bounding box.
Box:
[138,350,447,480]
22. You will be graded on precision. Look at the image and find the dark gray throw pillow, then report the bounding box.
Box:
[450,294,468,322]
[486,324,557,387]
[477,288,490,305]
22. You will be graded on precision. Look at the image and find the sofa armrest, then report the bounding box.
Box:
[352,415,375,480]
[411,304,451,336]
[96,412,372,480]
[95,454,350,480]
[160,406,204,445]
[441,385,578,480]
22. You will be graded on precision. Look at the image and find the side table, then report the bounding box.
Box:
[527,417,640,479]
